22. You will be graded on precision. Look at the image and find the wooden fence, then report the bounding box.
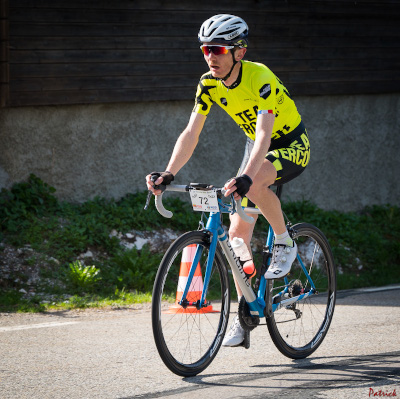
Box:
[1,0,399,106]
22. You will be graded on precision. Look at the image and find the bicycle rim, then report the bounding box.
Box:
[152,230,230,377]
[267,223,336,359]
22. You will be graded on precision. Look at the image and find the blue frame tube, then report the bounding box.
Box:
[179,244,204,305]
[200,212,220,306]
[256,225,275,309]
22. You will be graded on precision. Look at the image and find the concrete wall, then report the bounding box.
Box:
[0,93,399,211]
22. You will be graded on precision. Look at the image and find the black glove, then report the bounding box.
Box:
[232,174,253,198]
[150,171,175,189]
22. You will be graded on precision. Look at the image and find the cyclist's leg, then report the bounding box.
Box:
[224,162,289,346]
[224,142,293,346]
[229,211,259,299]
[228,169,285,292]
[223,212,258,347]
[224,128,309,344]
[247,128,310,279]
[227,136,262,302]
[225,165,284,345]
[247,165,297,279]
[246,160,286,235]
[247,161,297,279]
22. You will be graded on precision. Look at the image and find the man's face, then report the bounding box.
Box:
[202,42,242,79]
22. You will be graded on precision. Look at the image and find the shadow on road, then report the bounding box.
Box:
[121,351,400,399]
[190,351,400,388]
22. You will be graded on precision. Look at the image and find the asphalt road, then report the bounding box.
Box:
[1,286,399,399]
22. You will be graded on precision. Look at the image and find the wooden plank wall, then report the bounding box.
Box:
[3,0,400,107]
[0,0,9,107]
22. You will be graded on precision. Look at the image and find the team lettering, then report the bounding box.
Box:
[271,133,310,167]
[236,106,258,137]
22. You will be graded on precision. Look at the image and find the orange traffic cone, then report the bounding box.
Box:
[166,244,217,314]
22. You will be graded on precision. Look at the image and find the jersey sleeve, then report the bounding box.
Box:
[192,75,217,116]
[253,68,277,115]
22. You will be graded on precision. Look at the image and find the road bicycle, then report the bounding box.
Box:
[146,182,336,377]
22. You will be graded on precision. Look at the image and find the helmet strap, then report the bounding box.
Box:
[221,49,238,82]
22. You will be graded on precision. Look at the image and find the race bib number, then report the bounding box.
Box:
[189,189,219,212]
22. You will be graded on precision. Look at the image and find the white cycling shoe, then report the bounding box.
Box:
[265,242,298,279]
[222,315,245,347]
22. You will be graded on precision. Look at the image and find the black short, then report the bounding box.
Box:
[241,121,310,208]
[267,121,310,186]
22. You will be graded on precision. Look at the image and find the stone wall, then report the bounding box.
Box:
[1,93,399,211]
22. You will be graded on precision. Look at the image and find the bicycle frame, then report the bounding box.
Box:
[179,203,317,318]
[151,184,336,376]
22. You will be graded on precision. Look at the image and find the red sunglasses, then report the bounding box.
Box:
[200,45,234,56]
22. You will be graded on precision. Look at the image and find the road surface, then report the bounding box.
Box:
[1,286,399,398]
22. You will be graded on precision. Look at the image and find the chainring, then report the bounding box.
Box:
[238,296,260,331]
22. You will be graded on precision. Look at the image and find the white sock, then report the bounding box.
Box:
[274,230,294,247]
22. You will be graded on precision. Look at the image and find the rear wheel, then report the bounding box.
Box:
[267,223,336,358]
[152,230,230,377]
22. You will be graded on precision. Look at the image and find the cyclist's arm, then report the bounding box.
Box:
[223,113,275,198]
[165,112,206,175]
[146,112,206,194]
[241,113,275,180]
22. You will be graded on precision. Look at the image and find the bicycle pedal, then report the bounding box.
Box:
[240,330,250,349]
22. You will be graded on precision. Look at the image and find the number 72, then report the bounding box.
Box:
[199,196,209,205]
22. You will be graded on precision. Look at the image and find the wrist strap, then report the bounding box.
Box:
[240,174,253,185]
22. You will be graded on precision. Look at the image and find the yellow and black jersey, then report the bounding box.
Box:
[193,60,302,148]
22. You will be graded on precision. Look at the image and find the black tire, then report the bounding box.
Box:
[152,230,230,377]
[266,223,336,359]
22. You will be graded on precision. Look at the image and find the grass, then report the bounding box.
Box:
[0,289,152,313]
[45,290,153,311]
[0,174,399,312]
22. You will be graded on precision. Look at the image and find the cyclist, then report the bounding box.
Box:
[146,14,310,347]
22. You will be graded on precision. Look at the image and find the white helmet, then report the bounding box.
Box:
[198,14,249,47]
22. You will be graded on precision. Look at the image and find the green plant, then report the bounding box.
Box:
[105,246,162,292]
[0,174,58,232]
[68,260,101,289]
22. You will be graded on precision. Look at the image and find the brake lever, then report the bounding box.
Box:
[230,193,236,215]
[144,175,160,210]
[144,190,152,210]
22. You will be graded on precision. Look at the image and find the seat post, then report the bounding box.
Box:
[275,185,283,199]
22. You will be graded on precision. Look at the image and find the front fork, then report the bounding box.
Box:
[178,212,220,310]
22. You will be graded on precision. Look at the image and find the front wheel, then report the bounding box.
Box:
[152,230,230,377]
[267,223,336,359]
